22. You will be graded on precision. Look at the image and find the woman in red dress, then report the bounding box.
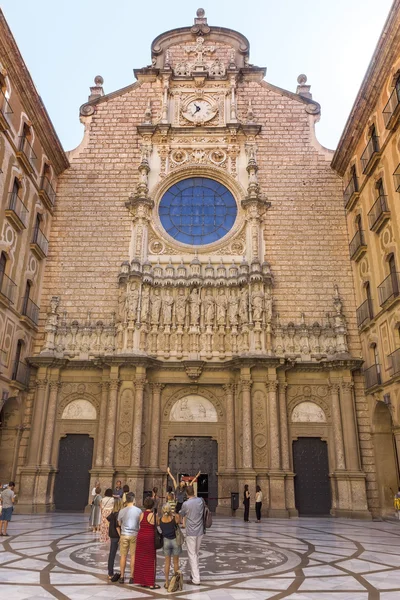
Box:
[133,497,160,589]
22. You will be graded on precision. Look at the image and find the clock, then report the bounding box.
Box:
[182,98,218,124]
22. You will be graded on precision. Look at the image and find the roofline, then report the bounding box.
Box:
[331,0,400,176]
[0,9,69,174]
[151,24,250,56]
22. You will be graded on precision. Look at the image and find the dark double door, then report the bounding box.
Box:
[54,434,94,511]
[168,437,218,512]
[293,437,331,516]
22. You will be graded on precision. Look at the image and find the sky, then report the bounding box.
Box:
[1,0,394,152]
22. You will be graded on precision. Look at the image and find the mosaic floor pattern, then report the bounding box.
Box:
[0,513,400,599]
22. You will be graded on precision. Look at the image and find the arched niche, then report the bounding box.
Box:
[170,395,218,423]
[291,401,327,423]
[61,399,97,420]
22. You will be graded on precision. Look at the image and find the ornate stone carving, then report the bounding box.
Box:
[291,401,327,423]
[61,399,97,420]
[170,395,218,422]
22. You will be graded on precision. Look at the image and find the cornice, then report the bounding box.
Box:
[0,10,69,175]
[331,0,400,175]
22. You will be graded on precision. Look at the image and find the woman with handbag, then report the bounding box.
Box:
[132,497,160,589]
[158,502,183,590]
[99,489,114,543]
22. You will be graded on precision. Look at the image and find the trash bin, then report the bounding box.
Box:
[231,492,239,511]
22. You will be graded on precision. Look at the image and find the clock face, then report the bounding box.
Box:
[182,99,217,123]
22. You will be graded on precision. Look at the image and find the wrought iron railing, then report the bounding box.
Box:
[0,89,13,120]
[364,364,381,389]
[378,272,400,306]
[361,135,380,173]
[349,230,366,259]
[343,174,359,208]
[383,86,400,128]
[356,299,373,328]
[0,272,17,304]
[7,191,29,227]
[32,226,49,257]
[18,135,37,168]
[394,164,400,192]
[368,195,389,230]
[11,361,30,387]
[389,348,400,377]
[21,297,40,325]
[40,175,56,206]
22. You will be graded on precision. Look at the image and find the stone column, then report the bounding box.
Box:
[340,381,360,471]
[103,379,119,467]
[330,383,346,470]
[41,381,61,466]
[149,383,164,468]
[223,384,236,469]
[27,377,48,466]
[241,379,253,469]
[131,376,146,467]
[95,381,109,467]
[267,381,280,470]
[278,382,290,471]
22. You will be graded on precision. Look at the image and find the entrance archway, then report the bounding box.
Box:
[168,436,218,512]
[54,434,94,511]
[293,437,331,516]
[372,402,399,514]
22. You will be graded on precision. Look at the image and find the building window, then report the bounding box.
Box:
[389,254,399,297]
[11,339,23,380]
[159,177,237,245]
[22,280,31,315]
[365,281,374,320]
[0,251,6,290]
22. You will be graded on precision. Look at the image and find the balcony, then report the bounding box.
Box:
[0,272,17,306]
[16,136,37,174]
[11,361,30,388]
[349,230,367,261]
[21,297,40,326]
[30,226,49,260]
[361,135,381,175]
[378,272,400,306]
[5,191,29,231]
[343,175,359,210]
[356,299,373,328]
[364,364,382,390]
[394,164,400,192]
[383,86,400,129]
[368,195,390,233]
[389,348,400,378]
[39,176,56,211]
[0,89,13,131]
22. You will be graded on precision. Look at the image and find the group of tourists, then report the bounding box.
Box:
[243,484,263,522]
[92,469,208,591]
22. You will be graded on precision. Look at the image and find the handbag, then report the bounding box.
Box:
[154,509,164,550]
[175,521,184,546]
[168,570,183,592]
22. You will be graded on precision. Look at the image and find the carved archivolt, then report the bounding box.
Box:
[162,386,225,421]
[57,392,99,420]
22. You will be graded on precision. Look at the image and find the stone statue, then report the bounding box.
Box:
[162,288,174,326]
[203,289,215,326]
[175,288,187,326]
[229,289,239,326]
[265,287,273,323]
[189,288,201,326]
[252,284,264,321]
[216,288,228,325]
[239,287,249,325]
[140,286,150,322]
[125,282,140,321]
[151,288,162,325]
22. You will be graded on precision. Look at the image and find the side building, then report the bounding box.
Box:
[332,0,400,514]
[0,10,69,481]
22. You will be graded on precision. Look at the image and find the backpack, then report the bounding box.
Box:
[202,499,212,531]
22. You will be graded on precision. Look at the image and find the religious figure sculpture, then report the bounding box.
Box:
[125,282,140,322]
[215,288,228,325]
[162,289,174,326]
[229,289,239,326]
[203,289,215,326]
[151,288,162,325]
[239,287,249,324]
[175,288,187,326]
[252,284,264,321]
[140,286,150,322]
[189,288,201,326]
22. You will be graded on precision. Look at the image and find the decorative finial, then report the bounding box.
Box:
[88,76,104,101]
[297,74,307,85]
[193,7,208,29]
[296,74,312,99]
[197,8,205,17]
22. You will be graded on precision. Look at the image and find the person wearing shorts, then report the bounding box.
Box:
[117,492,141,585]
[0,482,15,536]
[158,502,181,590]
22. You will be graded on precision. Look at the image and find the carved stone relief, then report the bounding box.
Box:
[252,389,268,468]
[291,401,326,423]
[116,388,134,466]
[170,395,218,422]
[61,399,97,420]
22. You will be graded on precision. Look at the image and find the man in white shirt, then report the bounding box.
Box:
[0,482,15,536]
[179,485,204,585]
[117,492,142,584]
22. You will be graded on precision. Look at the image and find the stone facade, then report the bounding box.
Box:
[332,0,400,515]
[0,10,68,483]
[1,7,395,518]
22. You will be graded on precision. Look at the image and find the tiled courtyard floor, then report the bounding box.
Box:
[1,513,400,599]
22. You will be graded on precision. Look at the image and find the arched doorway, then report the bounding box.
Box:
[372,402,399,514]
[54,434,94,511]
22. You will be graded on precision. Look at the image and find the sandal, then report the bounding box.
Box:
[149,585,160,589]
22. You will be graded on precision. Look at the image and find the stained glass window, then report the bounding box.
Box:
[159,177,237,245]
